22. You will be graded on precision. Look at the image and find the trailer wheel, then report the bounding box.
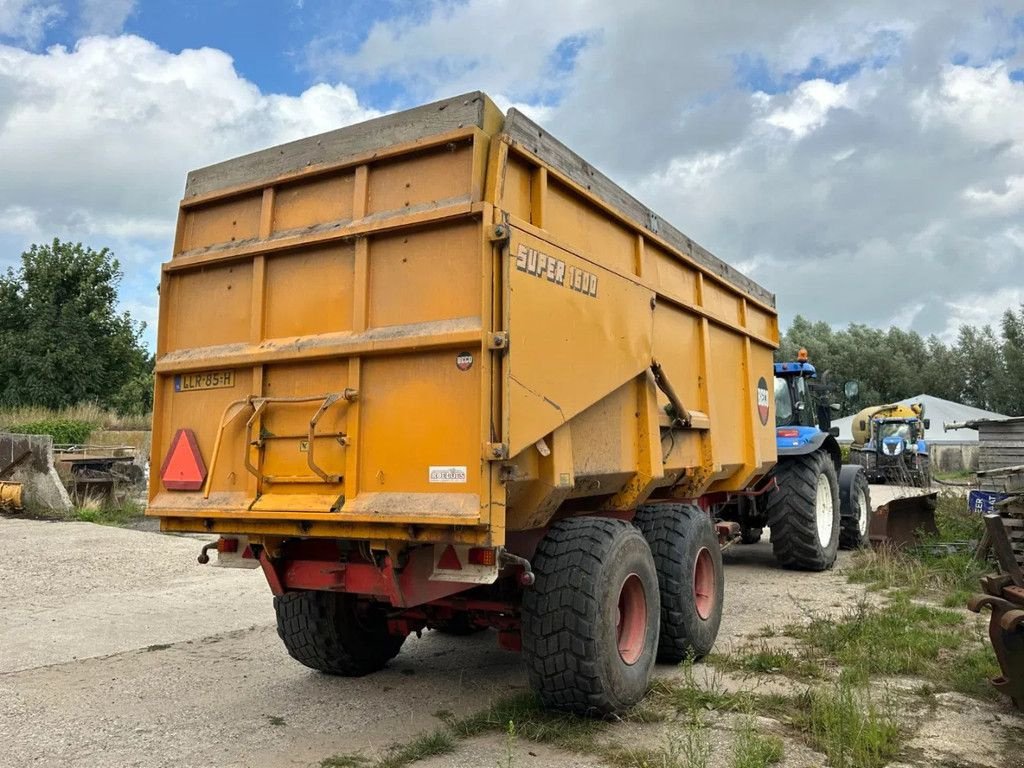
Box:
[634,504,724,662]
[766,451,840,571]
[740,527,763,545]
[522,516,659,716]
[838,466,871,550]
[274,591,405,676]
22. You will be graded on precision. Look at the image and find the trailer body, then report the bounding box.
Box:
[148,93,778,714]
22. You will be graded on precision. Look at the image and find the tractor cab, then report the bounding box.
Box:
[773,349,839,449]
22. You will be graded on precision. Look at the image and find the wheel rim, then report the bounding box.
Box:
[693,547,715,620]
[615,573,647,665]
[856,488,869,536]
[815,474,834,547]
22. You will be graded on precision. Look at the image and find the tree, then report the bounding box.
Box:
[997,305,1024,415]
[0,239,152,413]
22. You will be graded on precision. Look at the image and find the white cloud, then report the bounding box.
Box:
[0,0,61,46]
[941,287,1024,342]
[77,0,134,36]
[0,35,378,244]
[0,34,378,348]
[306,1,1024,339]
[763,79,851,139]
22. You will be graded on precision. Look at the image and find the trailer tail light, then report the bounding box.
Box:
[468,547,496,567]
[431,544,500,585]
[160,428,207,491]
[202,536,259,569]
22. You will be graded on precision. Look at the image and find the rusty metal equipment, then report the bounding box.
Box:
[55,444,143,504]
[0,480,23,511]
[868,491,939,548]
[968,514,1024,709]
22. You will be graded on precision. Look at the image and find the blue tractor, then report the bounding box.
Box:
[728,351,872,570]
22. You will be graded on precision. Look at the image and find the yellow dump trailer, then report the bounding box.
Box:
[149,92,779,715]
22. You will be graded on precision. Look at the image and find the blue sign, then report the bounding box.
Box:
[968,490,1008,515]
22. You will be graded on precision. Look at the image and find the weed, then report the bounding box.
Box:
[74,497,145,526]
[144,643,171,652]
[450,692,605,753]
[712,642,822,680]
[932,492,985,541]
[375,730,455,768]
[501,719,516,768]
[732,718,784,768]
[796,681,901,768]
[320,755,371,768]
[847,547,986,606]
[267,715,286,726]
[0,404,151,433]
[789,596,963,683]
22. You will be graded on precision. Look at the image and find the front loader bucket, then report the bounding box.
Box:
[868,491,939,548]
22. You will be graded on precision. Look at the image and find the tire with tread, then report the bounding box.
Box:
[766,451,840,571]
[740,527,763,545]
[522,516,659,717]
[634,504,724,662]
[838,465,871,550]
[275,590,405,676]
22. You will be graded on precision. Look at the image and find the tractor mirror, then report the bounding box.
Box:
[829,427,840,438]
[844,381,859,399]
[923,418,931,429]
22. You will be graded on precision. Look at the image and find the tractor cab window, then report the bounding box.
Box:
[793,376,815,426]
[774,377,793,425]
[879,422,912,441]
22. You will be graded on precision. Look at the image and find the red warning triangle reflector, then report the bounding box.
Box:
[436,545,462,571]
[160,428,207,491]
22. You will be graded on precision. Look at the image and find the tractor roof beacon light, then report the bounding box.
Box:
[797,348,809,362]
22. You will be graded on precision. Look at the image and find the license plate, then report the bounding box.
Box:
[174,370,236,392]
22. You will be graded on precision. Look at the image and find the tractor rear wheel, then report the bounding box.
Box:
[634,504,724,662]
[839,466,871,550]
[522,516,660,716]
[275,590,405,676]
[766,451,840,571]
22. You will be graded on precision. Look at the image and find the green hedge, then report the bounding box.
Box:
[6,418,95,445]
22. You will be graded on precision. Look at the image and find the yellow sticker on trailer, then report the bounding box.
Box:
[174,370,235,392]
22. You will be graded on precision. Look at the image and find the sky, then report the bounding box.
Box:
[0,0,1023,351]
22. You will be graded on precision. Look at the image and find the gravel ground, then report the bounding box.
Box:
[0,489,1017,768]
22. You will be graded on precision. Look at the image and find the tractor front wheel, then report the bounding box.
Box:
[766,451,840,571]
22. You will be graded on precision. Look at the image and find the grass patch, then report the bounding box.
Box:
[320,756,371,768]
[710,642,822,680]
[846,494,987,606]
[376,730,455,768]
[605,726,711,768]
[732,718,784,768]
[444,691,606,753]
[933,468,974,484]
[0,404,151,433]
[788,595,1000,698]
[795,681,901,768]
[74,497,146,526]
